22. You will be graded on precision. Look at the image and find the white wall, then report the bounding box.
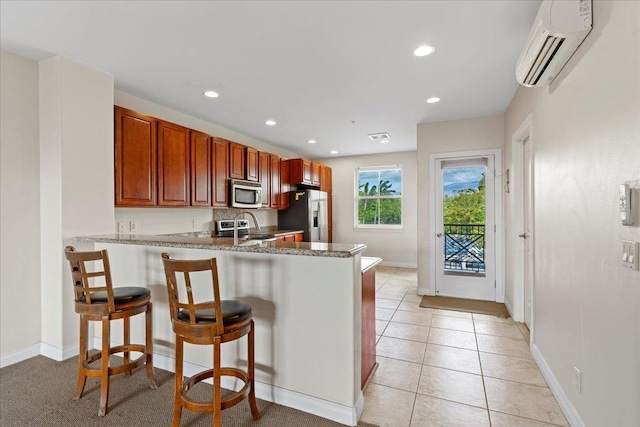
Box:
[0,50,41,362]
[113,91,295,233]
[416,115,504,294]
[39,56,115,356]
[504,1,640,425]
[317,151,417,267]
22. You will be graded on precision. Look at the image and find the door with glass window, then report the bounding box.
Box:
[434,156,496,300]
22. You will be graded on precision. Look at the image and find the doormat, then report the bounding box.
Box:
[420,295,510,318]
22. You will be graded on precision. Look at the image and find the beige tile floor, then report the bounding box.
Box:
[361,266,569,427]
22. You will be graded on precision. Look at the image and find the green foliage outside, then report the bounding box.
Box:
[358,179,401,225]
[443,175,486,224]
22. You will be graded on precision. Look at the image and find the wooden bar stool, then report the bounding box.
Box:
[161,253,261,427]
[64,246,157,416]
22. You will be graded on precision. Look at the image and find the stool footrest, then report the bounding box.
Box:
[180,367,251,413]
[81,344,148,377]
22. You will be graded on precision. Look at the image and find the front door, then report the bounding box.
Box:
[434,156,496,301]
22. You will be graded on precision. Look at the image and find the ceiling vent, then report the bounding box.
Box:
[367,132,391,141]
[516,0,592,87]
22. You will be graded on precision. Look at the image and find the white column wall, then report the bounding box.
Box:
[39,56,115,357]
[0,50,41,363]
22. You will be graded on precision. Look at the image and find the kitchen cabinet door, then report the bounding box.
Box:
[320,165,332,193]
[229,141,246,179]
[114,107,157,206]
[280,159,290,209]
[246,147,259,182]
[270,155,280,208]
[311,162,321,186]
[190,130,211,206]
[259,151,270,208]
[158,120,190,206]
[212,137,229,207]
[288,158,317,186]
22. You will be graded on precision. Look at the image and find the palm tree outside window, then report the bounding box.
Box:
[355,166,402,227]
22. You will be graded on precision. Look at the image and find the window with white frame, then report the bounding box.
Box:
[355,166,403,227]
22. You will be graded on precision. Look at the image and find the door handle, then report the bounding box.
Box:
[436,233,443,238]
[518,233,527,239]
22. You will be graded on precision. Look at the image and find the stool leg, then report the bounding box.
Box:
[145,302,157,389]
[123,316,130,376]
[248,320,261,420]
[172,336,184,427]
[213,336,222,427]
[98,316,110,417]
[73,316,88,400]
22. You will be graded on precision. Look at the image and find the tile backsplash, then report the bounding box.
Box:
[114,207,277,235]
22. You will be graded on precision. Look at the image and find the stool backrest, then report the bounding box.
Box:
[64,246,116,312]
[161,253,224,336]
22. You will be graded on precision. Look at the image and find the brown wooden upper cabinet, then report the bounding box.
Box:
[311,162,321,186]
[228,141,246,179]
[280,158,290,210]
[320,165,332,193]
[270,155,281,208]
[157,120,191,206]
[288,158,317,187]
[287,158,330,190]
[212,137,229,207]
[115,107,157,206]
[190,130,211,206]
[246,147,259,182]
[259,151,271,208]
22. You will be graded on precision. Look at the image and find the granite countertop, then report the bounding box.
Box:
[76,233,367,258]
[361,257,382,272]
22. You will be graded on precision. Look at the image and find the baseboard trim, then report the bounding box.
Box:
[40,342,79,361]
[503,296,515,319]
[531,343,585,427]
[0,343,41,368]
[104,339,361,426]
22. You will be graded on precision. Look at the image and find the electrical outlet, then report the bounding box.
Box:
[193,219,198,229]
[573,367,581,393]
[117,222,126,233]
[130,221,138,233]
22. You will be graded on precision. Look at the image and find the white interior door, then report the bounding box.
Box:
[523,138,533,328]
[434,156,496,301]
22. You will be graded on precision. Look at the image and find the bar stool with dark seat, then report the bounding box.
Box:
[161,253,261,427]
[64,246,157,416]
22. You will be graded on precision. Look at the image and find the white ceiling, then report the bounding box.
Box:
[0,1,540,158]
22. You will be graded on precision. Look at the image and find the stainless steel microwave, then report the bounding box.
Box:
[230,179,262,209]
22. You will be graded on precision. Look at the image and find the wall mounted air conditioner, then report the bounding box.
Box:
[516,0,592,87]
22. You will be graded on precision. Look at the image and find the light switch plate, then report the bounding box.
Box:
[622,240,639,270]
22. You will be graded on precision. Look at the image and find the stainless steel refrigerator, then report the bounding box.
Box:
[277,190,328,243]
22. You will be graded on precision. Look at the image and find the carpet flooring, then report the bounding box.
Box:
[420,295,510,318]
[0,355,378,427]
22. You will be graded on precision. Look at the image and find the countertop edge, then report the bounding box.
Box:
[75,235,367,258]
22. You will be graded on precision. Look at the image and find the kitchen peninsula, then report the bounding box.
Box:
[76,233,368,426]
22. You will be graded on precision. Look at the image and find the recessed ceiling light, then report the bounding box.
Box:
[413,45,435,57]
[426,97,441,103]
[203,90,219,98]
[330,150,338,155]
[308,139,317,144]
[380,139,389,144]
[265,120,277,126]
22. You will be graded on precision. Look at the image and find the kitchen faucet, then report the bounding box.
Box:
[233,210,261,244]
